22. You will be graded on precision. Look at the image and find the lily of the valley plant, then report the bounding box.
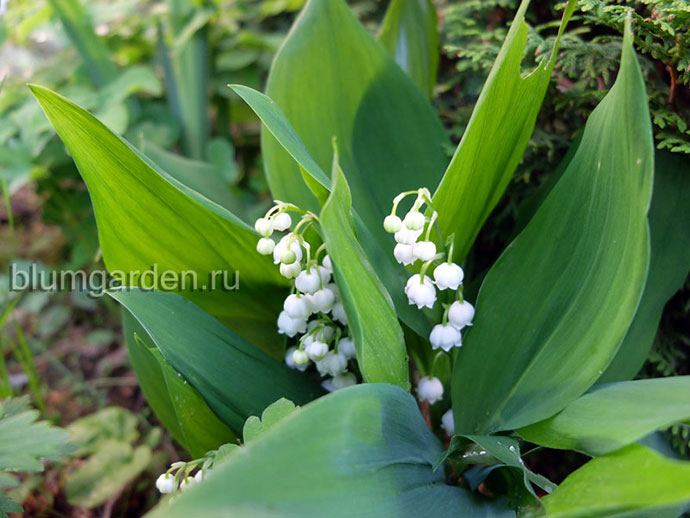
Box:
[30,0,690,515]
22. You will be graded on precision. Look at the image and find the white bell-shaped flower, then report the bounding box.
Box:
[403,210,425,230]
[279,262,301,279]
[254,217,273,237]
[393,243,416,265]
[383,214,403,233]
[322,254,333,273]
[256,237,275,255]
[295,267,323,294]
[325,282,340,299]
[394,227,423,245]
[413,241,436,261]
[316,350,348,377]
[271,212,292,231]
[332,301,347,324]
[441,409,455,435]
[285,346,308,371]
[194,469,210,482]
[311,288,336,313]
[180,477,197,491]
[155,473,177,494]
[448,300,475,329]
[277,311,307,337]
[308,321,335,342]
[284,294,312,319]
[417,376,444,404]
[405,274,436,309]
[305,340,329,361]
[433,263,464,290]
[331,372,357,390]
[429,323,462,352]
[273,235,302,265]
[337,337,356,359]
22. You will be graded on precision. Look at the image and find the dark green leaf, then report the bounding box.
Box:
[242,398,298,443]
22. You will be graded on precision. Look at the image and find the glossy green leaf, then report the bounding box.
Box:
[451,20,654,434]
[518,377,690,456]
[111,289,324,434]
[432,0,576,261]
[148,384,514,518]
[31,85,287,354]
[378,0,439,98]
[599,151,690,383]
[320,153,409,389]
[543,445,690,518]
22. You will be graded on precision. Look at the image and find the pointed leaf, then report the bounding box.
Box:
[451,20,654,434]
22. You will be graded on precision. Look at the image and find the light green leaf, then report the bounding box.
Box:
[148,384,514,518]
[378,0,439,98]
[320,152,409,389]
[67,406,139,457]
[111,289,324,434]
[31,85,287,354]
[518,377,690,456]
[599,151,690,383]
[242,398,298,443]
[432,0,576,261]
[543,445,690,518]
[451,19,654,434]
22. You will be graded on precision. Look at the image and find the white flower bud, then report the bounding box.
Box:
[180,477,196,491]
[316,351,348,376]
[284,294,312,319]
[331,372,357,390]
[272,212,292,231]
[194,469,210,482]
[306,340,329,361]
[394,227,423,245]
[280,248,297,264]
[417,376,444,404]
[337,337,356,359]
[322,254,333,273]
[441,409,455,436]
[413,241,436,261]
[254,217,273,237]
[295,268,322,294]
[393,243,416,265]
[429,323,462,352]
[332,301,347,324]
[256,237,275,255]
[277,311,307,337]
[310,288,336,313]
[433,263,464,291]
[383,214,402,233]
[308,321,334,342]
[321,378,335,392]
[280,262,301,279]
[292,348,310,366]
[448,300,475,330]
[404,274,436,309]
[155,473,177,494]
[273,235,302,265]
[325,282,340,299]
[403,211,425,230]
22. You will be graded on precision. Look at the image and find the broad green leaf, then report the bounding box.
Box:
[320,153,409,389]
[378,0,439,99]
[543,445,690,518]
[599,151,690,383]
[432,0,576,261]
[67,407,139,456]
[111,289,324,434]
[242,398,298,443]
[451,20,654,434]
[31,85,287,354]
[148,384,514,518]
[518,377,690,456]
[0,471,22,518]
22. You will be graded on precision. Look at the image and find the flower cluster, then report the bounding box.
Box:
[155,455,215,495]
[254,202,358,392]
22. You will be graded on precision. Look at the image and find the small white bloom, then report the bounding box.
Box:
[256,237,275,255]
[383,214,402,233]
[284,294,312,319]
[318,265,332,286]
[286,346,308,371]
[272,212,292,231]
[322,254,333,273]
[433,263,464,290]
[280,262,302,279]
[280,248,297,264]
[316,351,348,377]
[331,372,357,390]
[413,241,436,261]
[448,300,475,330]
[322,378,335,392]
[429,323,462,352]
[394,227,423,245]
[277,311,307,337]
[393,243,416,265]
[155,473,177,494]
[194,469,210,482]
[180,477,197,491]
[332,301,347,324]
[403,210,425,230]
[308,321,335,342]
[405,274,436,309]
[325,282,340,299]
[311,288,335,313]
[417,376,444,404]
[295,267,322,294]
[273,235,302,265]
[441,409,455,435]
[292,348,310,366]
[305,340,329,361]
[254,217,273,237]
[337,337,356,359]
